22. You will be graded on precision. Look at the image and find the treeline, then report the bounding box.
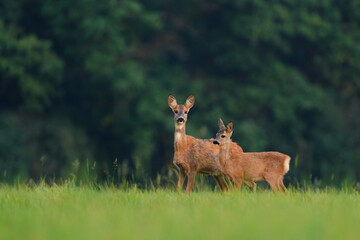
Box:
[0,0,359,185]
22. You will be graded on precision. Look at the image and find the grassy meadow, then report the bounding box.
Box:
[0,184,359,240]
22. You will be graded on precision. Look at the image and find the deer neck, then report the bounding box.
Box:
[219,140,231,168]
[174,123,187,151]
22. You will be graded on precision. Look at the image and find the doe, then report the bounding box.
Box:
[213,119,290,192]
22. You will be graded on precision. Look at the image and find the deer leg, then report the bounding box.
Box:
[250,181,257,192]
[234,171,245,191]
[264,175,280,192]
[244,181,257,192]
[214,175,228,192]
[225,172,242,191]
[225,175,236,190]
[268,181,279,192]
[185,172,196,195]
[233,175,243,191]
[277,176,287,192]
[177,169,186,191]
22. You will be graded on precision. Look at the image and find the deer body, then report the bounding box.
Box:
[214,119,290,191]
[174,132,222,175]
[168,95,241,194]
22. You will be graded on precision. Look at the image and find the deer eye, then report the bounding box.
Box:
[221,135,226,138]
[184,111,188,114]
[175,111,178,114]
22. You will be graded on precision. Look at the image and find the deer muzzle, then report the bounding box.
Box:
[176,117,184,123]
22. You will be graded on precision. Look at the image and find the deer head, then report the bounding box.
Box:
[213,118,234,146]
[168,94,195,127]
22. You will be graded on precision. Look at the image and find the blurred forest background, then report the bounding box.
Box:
[0,0,359,186]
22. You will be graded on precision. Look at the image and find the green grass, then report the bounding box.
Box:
[0,184,359,240]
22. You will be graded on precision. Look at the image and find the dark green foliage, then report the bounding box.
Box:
[0,0,359,185]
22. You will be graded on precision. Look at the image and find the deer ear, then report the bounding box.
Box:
[184,95,195,109]
[227,121,234,132]
[218,118,226,130]
[168,94,178,110]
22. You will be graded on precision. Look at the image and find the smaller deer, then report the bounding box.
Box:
[213,119,290,192]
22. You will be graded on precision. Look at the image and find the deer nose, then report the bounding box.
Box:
[177,118,184,123]
[213,140,219,145]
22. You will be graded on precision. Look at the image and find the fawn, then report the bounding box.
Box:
[168,95,242,194]
[213,119,290,191]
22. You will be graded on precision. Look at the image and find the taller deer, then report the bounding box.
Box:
[213,119,290,192]
[168,95,234,194]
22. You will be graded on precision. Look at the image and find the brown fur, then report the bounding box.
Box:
[214,119,290,192]
[168,95,243,194]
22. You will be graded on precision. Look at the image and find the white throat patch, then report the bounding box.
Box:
[175,132,182,142]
